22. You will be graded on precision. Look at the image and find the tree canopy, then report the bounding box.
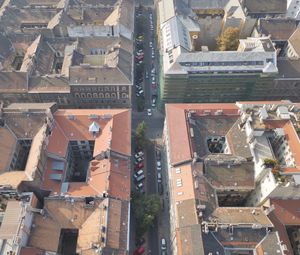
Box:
[135,121,147,148]
[132,192,161,237]
[217,27,240,51]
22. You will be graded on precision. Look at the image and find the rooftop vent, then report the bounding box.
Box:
[89,121,100,133]
[68,115,76,120]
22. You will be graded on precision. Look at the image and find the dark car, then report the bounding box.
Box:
[156,149,161,160]
[158,182,163,195]
[135,162,144,170]
[135,237,146,247]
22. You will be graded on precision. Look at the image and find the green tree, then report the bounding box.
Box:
[135,121,147,148]
[217,27,240,51]
[132,193,161,237]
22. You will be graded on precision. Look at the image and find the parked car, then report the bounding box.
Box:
[161,238,167,251]
[149,41,153,48]
[135,237,146,247]
[135,182,144,191]
[157,172,162,183]
[133,246,145,255]
[156,149,161,160]
[136,52,144,56]
[135,56,144,62]
[135,156,144,163]
[152,96,157,107]
[135,151,144,158]
[147,108,152,116]
[157,161,162,171]
[134,169,144,179]
[135,162,144,170]
[137,89,144,95]
[134,174,145,183]
[158,182,163,195]
[145,71,149,79]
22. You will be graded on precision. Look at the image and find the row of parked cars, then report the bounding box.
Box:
[133,150,145,193]
[135,32,145,98]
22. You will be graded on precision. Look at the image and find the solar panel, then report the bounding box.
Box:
[51,161,65,171]
[49,174,62,181]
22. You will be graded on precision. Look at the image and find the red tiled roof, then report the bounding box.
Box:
[111,110,131,156]
[270,198,300,225]
[47,122,68,158]
[165,103,238,165]
[268,209,293,255]
[42,109,131,199]
[20,247,43,255]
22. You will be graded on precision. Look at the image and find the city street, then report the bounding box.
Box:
[130,2,171,255]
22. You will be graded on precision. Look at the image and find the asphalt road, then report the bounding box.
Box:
[130,3,171,255]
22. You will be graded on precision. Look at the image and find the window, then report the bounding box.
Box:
[99,93,104,98]
[176,178,182,187]
[175,168,181,174]
[111,93,116,98]
[122,93,128,98]
[93,93,98,98]
[105,93,110,98]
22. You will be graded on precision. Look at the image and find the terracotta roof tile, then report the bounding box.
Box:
[47,122,68,158]
[111,110,131,156]
[42,109,131,198]
[165,103,239,165]
[270,198,300,225]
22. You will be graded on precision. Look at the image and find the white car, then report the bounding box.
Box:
[157,161,161,170]
[149,41,153,48]
[147,109,152,116]
[135,151,144,159]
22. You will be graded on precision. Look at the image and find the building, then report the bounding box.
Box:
[252,18,297,52]
[286,0,300,19]
[265,184,300,255]
[163,101,300,254]
[157,0,300,106]
[0,0,134,108]
[0,102,132,254]
[0,192,38,255]
[284,28,300,59]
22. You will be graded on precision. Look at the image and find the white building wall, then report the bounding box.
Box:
[286,0,300,19]
[119,24,132,40]
[247,169,278,206]
[67,25,117,37]
[163,119,178,255]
